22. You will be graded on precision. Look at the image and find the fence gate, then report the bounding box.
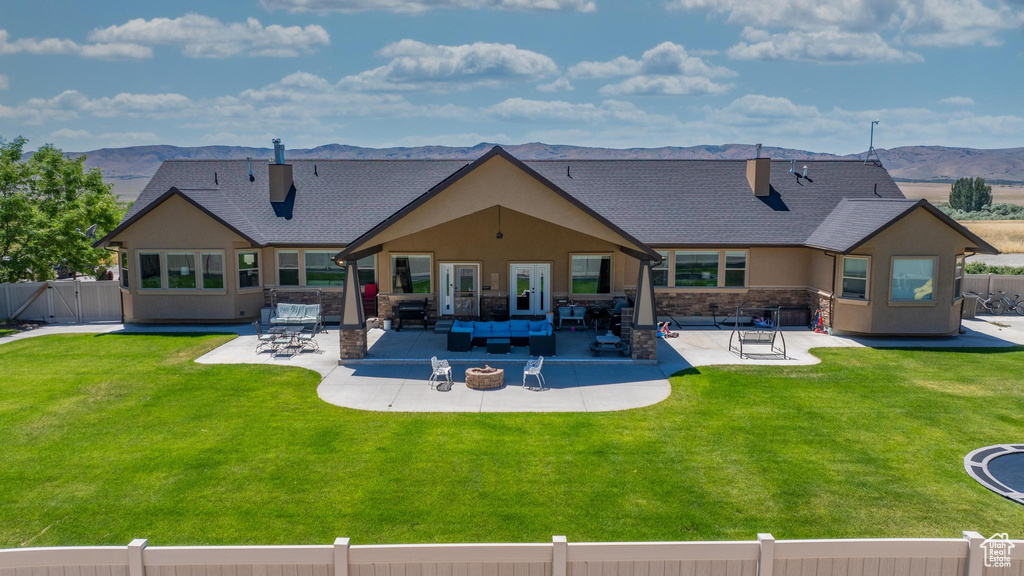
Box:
[1,280,121,323]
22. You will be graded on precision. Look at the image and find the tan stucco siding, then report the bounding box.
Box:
[832,207,969,335]
[625,247,816,292]
[379,206,625,300]
[107,194,260,322]
[357,155,648,254]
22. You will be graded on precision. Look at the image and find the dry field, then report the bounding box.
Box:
[960,220,1024,253]
[898,182,1024,205]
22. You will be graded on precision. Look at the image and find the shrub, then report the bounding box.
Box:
[965,262,1024,275]
[949,177,993,212]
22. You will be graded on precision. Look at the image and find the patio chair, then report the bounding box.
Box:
[523,356,546,390]
[297,330,319,352]
[428,356,452,389]
[253,321,276,353]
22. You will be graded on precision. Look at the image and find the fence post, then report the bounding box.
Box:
[334,538,350,576]
[553,536,568,576]
[128,538,147,576]
[963,531,984,576]
[757,534,775,576]
[75,279,83,323]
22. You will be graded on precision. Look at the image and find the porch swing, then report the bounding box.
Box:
[269,287,325,334]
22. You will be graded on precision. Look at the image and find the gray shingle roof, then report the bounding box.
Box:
[111,147,986,252]
[805,198,921,252]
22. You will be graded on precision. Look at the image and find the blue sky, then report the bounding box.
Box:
[1,0,1022,154]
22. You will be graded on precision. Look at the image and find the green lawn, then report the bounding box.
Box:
[1,334,1022,547]
[0,329,16,338]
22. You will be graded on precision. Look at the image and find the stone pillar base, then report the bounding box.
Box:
[339,326,367,360]
[630,329,657,361]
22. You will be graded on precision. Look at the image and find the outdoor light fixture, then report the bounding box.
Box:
[496,206,504,240]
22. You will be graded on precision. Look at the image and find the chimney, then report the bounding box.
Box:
[746,143,771,197]
[268,138,293,203]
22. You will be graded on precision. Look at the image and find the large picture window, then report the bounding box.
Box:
[166,252,197,289]
[304,251,345,287]
[392,254,431,294]
[651,251,669,287]
[724,251,747,287]
[674,251,718,287]
[841,256,869,300]
[139,252,161,290]
[356,255,376,287]
[200,252,224,289]
[277,251,299,286]
[238,251,260,289]
[891,257,935,301]
[571,254,611,294]
[120,250,129,289]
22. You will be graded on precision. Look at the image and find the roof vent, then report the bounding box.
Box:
[802,165,808,178]
[789,159,796,174]
[746,152,771,197]
[269,139,293,204]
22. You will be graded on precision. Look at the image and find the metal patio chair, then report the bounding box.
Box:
[428,356,452,389]
[523,356,546,390]
[253,321,276,353]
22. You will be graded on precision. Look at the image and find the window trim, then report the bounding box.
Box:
[137,251,164,291]
[390,253,433,295]
[723,249,749,288]
[119,249,130,290]
[953,254,965,302]
[569,252,613,296]
[839,255,871,302]
[303,249,346,288]
[236,249,262,292]
[651,250,670,288]
[165,251,199,291]
[276,249,301,287]
[889,255,938,305]
[199,251,226,291]
[673,250,721,289]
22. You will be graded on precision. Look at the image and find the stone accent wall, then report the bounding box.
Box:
[812,291,833,329]
[377,294,438,321]
[631,329,656,361]
[339,327,367,360]
[266,289,343,319]
[620,307,633,341]
[653,288,812,316]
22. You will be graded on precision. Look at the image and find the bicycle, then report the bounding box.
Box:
[968,291,1005,315]
[997,291,1024,316]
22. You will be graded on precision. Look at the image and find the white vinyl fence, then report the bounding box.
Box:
[963,274,1024,299]
[0,280,121,323]
[0,534,1019,576]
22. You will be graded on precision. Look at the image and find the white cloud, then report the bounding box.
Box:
[667,0,1024,49]
[726,27,923,63]
[0,29,151,60]
[49,128,93,140]
[88,14,330,58]
[261,0,595,13]
[486,97,681,127]
[569,42,735,96]
[940,96,975,106]
[391,132,512,146]
[537,77,574,92]
[339,40,558,91]
[0,75,8,90]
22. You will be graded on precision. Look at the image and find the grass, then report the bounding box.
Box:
[960,220,1024,253]
[0,329,16,338]
[1,334,1023,547]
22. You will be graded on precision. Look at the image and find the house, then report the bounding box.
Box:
[96,142,997,360]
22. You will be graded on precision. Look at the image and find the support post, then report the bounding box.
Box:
[630,259,658,361]
[757,533,775,576]
[334,537,350,576]
[963,531,984,576]
[128,538,147,576]
[553,536,567,576]
[338,259,367,360]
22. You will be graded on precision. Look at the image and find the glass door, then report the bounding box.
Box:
[509,264,551,316]
[440,263,479,316]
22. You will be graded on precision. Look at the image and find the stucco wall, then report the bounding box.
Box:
[831,207,968,336]
[108,194,261,322]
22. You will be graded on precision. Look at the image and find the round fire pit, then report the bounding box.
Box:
[465,366,504,390]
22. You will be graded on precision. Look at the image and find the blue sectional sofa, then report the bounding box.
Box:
[447,319,555,354]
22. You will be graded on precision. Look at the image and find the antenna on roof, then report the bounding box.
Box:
[248,157,254,182]
[864,119,881,165]
[214,171,218,185]
[567,165,572,179]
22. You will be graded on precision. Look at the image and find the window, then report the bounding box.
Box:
[166,252,197,289]
[278,251,299,286]
[651,251,669,287]
[305,251,345,287]
[120,250,129,289]
[392,254,431,294]
[138,252,162,289]
[200,252,224,289]
[891,257,935,301]
[356,255,376,287]
[954,255,965,300]
[571,254,611,294]
[674,251,718,287]
[238,251,260,289]
[841,256,869,300]
[724,251,747,287]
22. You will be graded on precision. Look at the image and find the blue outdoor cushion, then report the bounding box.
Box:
[453,320,474,330]
[491,321,510,332]
[529,329,550,337]
[529,320,549,332]
[510,320,530,332]
[451,326,473,334]
[473,321,492,335]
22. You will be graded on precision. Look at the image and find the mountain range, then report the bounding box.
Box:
[50,142,1024,200]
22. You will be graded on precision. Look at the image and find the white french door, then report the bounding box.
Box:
[439,263,480,316]
[509,263,551,316]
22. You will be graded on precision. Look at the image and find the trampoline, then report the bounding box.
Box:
[964,444,1024,505]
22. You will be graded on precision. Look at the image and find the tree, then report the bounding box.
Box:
[0,136,126,282]
[948,177,993,212]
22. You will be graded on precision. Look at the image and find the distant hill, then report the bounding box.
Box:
[34,142,1024,199]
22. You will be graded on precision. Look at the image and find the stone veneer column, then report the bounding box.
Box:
[338,258,367,360]
[630,258,658,361]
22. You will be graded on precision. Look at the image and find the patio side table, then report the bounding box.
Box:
[486,338,511,354]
